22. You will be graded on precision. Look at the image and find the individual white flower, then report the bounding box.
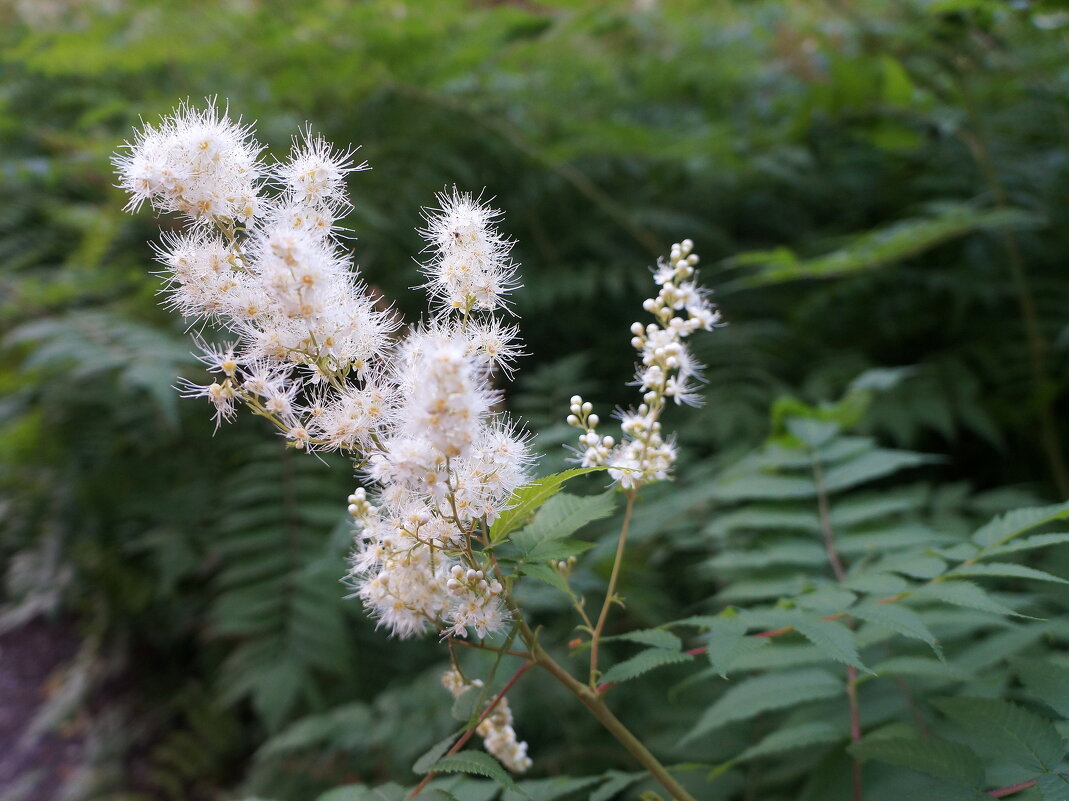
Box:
[176,376,237,430]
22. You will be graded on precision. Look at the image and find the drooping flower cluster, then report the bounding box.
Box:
[115,102,530,644]
[442,669,533,773]
[567,239,719,489]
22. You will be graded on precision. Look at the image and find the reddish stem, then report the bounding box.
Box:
[408,660,534,799]
[987,779,1037,798]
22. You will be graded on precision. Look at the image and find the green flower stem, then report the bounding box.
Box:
[515,617,698,801]
[589,488,638,685]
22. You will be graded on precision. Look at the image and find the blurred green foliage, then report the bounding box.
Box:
[4,0,1069,799]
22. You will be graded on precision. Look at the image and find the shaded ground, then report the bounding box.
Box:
[0,621,85,801]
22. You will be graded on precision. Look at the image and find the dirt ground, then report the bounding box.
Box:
[0,621,85,801]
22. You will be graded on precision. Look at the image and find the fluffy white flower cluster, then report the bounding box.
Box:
[567,239,718,489]
[116,102,530,641]
[420,189,520,315]
[441,669,533,774]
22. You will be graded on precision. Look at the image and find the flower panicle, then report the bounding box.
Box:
[566,239,720,489]
[117,100,531,643]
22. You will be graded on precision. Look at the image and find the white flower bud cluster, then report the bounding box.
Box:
[347,487,374,521]
[567,240,719,489]
[117,102,533,642]
[441,669,533,774]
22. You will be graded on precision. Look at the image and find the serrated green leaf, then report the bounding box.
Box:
[514,490,617,542]
[709,540,826,570]
[709,472,817,501]
[520,537,596,563]
[702,616,748,678]
[1036,772,1069,801]
[870,656,968,681]
[822,449,934,493]
[735,720,843,762]
[849,736,985,788]
[430,752,523,795]
[796,586,857,615]
[791,616,866,671]
[850,601,941,657]
[413,731,462,774]
[517,562,569,593]
[986,533,1069,558]
[681,668,842,743]
[600,648,693,684]
[787,417,840,449]
[947,563,1069,584]
[916,581,1024,617]
[489,468,607,544]
[972,502,1069,549]
[502,775,601,801]
[843,572,912,595]
[934,698,1067,772]
[703,507,820,538]
[603,629,682,651]
[1016,660,1069,718]
[589,772,644,801]
[881,553,947,579]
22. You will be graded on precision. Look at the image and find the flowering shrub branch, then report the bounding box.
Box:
[115,100,714,801]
